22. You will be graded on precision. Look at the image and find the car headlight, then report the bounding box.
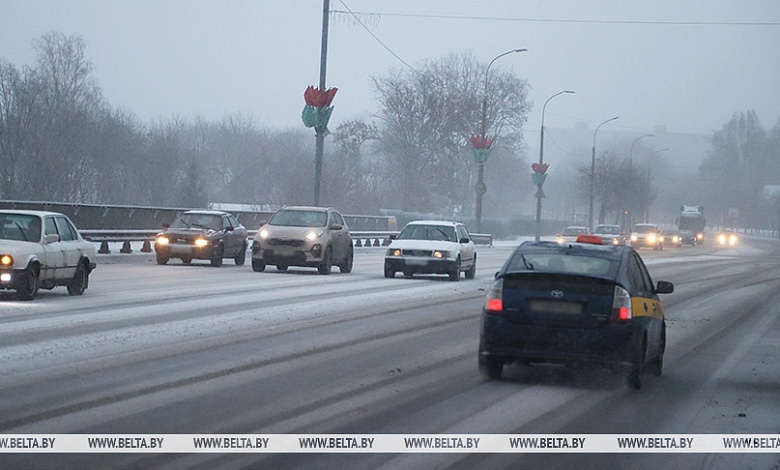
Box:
[612,238,620,245]
[718,234,726,245]
[387,249,402,257]
[156,236,169,246]
[194,238,209,248]
[556,237,564,244]
[697,233,704,240]
[433,250,449,258]
[729,235,737,245]
[306,230,323,241]
[1,254,13,266]
[258,229,269,239]
[672,236,680,243]
[648,235,656,243]
[631,234,638,242]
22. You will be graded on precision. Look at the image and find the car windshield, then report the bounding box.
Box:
[562,227,587,236]
[507,252,616,277]
[398,224,457,242]
[269,210,327,228]
[633,225,656,233]
[0,214,42,242]
[595,225,620,235]
[172,213,222,230]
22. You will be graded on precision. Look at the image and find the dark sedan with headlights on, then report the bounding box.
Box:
[478,234,674,389]
[154,210,248,267]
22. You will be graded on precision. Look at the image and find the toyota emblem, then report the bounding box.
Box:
[551,289,564,298]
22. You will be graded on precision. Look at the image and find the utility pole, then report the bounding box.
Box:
[313,0,330,206]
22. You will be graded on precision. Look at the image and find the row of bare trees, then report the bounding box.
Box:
[1,33,531,220]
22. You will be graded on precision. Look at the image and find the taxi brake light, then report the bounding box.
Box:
[484,279,504,314]
[611,285,632,322]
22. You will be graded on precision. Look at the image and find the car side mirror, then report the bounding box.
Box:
[459,237,470,244]
[389,234,397,240]
[162,223,170,229]
[225,226,234,232]
[655,280,674,294]
[329,224,343,231]
[44,234,60,244]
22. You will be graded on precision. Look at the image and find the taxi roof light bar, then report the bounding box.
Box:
[576,234,603,245]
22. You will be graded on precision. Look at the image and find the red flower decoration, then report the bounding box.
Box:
[469,134,494,149]
[304,86,338,107]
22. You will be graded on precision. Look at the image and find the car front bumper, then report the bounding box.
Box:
[155,242,215,260]
[384,256,457,275]
[0,268,26,290]
[252,241,326,267]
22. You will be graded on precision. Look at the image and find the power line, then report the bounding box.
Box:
[331,10,780,27]
[336,1,420,75]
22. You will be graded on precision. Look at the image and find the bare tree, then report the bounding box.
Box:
[372,52,529,217]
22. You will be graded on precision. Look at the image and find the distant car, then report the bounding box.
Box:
[251,206,353,274]
[663,231,683,248]
[592,224,627,246]
[478,234,674,389]
[716,231,738,247]
[384,220,476,281]
[630,223,664,250]
[155,210,248,267]
[0,210,96,300]
[556,226,589,244]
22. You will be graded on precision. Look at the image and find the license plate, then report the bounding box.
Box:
[405,258,428,266]
[275,250,295,257]
[530,299,582,314]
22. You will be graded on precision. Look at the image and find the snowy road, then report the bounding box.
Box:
[1,238,779,468]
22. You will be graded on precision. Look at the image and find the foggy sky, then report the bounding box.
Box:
[1,0,778,136]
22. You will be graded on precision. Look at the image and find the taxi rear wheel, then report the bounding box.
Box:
[651,328,665,377]
[628,337,646,390]
[484,357,503,380]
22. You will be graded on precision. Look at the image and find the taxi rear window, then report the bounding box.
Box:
[507,253,617,277]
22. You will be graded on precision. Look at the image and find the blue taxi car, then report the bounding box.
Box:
[479,235,674,389]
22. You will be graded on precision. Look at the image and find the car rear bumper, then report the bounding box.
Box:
[480,315,636,366]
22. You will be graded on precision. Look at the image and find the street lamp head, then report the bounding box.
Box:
[564,90,575,94]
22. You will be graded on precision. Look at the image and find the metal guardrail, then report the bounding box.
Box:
[79,230,493,254]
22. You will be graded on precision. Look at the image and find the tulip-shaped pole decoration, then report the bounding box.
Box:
[469,134,494,164]
[531,162,549,198]
[302,85,338,135]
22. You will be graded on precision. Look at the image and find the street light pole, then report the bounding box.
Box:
[589,116,619,233]
[535,90,574,241]
[629,134,653,171]
[474,48,526,233]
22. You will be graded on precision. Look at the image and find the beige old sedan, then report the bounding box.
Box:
[0,210,96,300]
